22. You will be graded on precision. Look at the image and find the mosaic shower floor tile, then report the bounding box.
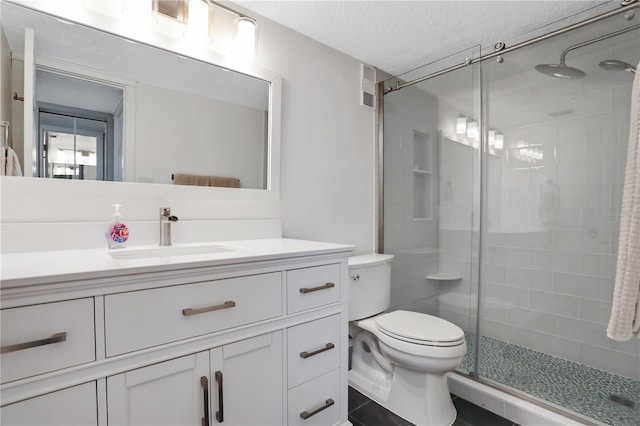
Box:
[459,333,640,425]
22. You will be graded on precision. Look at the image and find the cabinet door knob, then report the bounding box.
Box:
[299,282,335,294]
[300,343,335,359]
[300,398,334,420]
[0,332,67,354]
[200,376,210,426]
[182,301,236,317]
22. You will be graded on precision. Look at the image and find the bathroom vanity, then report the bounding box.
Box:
[0,239,353,426]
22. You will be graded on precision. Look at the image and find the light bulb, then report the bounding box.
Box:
[494,134,504,149]
[488,130,496,146]
[456,117,467,134]
[234,18,256,57]
[466,121,479,139]
[184,0,211,43]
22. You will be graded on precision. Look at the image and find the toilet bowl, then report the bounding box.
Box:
[348,254,467,426]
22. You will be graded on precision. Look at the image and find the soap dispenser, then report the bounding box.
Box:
[106,204,129,249]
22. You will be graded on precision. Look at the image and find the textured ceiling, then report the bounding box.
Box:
[233,1,612,77]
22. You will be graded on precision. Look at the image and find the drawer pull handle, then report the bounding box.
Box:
[0,332,67,354]
[300,398,334,420]
[215,370,224,423]
[182,301,236,317]
[300,343,335,359]
[299,282,335,294]
[200,376,210,426]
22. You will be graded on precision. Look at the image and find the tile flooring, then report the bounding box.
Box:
[348,386,518,426]
[460,333,640,425]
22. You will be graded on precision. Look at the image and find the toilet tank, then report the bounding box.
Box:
[348,253,394,321]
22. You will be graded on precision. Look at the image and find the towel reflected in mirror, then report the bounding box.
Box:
[172,173,240,188]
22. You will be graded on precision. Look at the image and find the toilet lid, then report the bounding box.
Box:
[375,311,465,347]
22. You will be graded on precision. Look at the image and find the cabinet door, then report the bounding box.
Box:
[210,331,283,426]
[0,382,97,426]
[107,352,209,426]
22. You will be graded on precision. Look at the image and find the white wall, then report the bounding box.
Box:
[0,2,375,254]
[251,12,375,250]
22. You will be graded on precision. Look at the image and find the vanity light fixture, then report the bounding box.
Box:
[234,17,256,57]
[184,0,213,43]
[466,121,479,139]
[456,117,467,134]
[488,130,496,146]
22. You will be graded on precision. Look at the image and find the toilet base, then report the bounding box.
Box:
[349,368,457,426]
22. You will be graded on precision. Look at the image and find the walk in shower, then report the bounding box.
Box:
[380,2,639,425]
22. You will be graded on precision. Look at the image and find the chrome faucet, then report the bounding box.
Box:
[159,207,179,246]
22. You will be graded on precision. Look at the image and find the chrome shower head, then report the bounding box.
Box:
[534,63,586,79]
[599,59,637,73]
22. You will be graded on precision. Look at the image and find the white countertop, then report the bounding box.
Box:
[0,238,355,288]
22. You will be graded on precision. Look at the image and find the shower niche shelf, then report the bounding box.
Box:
[413,130,433,220]
[426,273,462,282]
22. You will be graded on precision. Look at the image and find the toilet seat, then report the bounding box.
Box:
[374,311,465,347]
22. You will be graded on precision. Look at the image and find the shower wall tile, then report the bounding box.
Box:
[529,290,580,318]
[389,280,439,308]
[482,264,506,285]
[482,298,507,323]
[531,249,583,274]
[481,319,515,342]
[505,267,553,291]
[552,272,611,301]
[487,284,529,307]
[578,343,640,380]
[509,328,579,361]
[487,246,530,268]
[505,307,554,334]
[552,316,609,348]
[553,230,611,254]
[579,297,613,325]
[608,338,640,357]
[507,231,553,249]
[580,253,616,277]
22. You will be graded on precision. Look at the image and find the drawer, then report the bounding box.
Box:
[288,369,341,426]
[286,264,341,313]
[105,272,282,356]
[0,298,95,384]
[288,314,341,388]
[0,382,97,425]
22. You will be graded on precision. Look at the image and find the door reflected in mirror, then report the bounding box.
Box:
[2,1,272,190]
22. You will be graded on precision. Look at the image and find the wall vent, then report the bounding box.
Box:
[360,64,376,110]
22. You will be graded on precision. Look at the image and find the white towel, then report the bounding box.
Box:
[607,62,640,341]
[1,146,23,176]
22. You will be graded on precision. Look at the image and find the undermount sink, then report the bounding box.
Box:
[109,244,238,260]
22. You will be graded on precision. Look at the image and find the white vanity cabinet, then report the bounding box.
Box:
[0,239,353,426]
[107,332,283,426]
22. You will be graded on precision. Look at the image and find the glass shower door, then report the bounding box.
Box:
[480,10,640,424]
[382,46,482,376]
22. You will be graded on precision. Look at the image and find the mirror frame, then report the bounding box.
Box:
[3,0,282,202]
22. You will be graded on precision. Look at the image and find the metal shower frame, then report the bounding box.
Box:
[382,0,639,95]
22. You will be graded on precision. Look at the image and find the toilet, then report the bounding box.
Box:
[348,254,467,426]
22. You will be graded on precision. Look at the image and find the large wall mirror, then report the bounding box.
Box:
[1,0,281,192]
